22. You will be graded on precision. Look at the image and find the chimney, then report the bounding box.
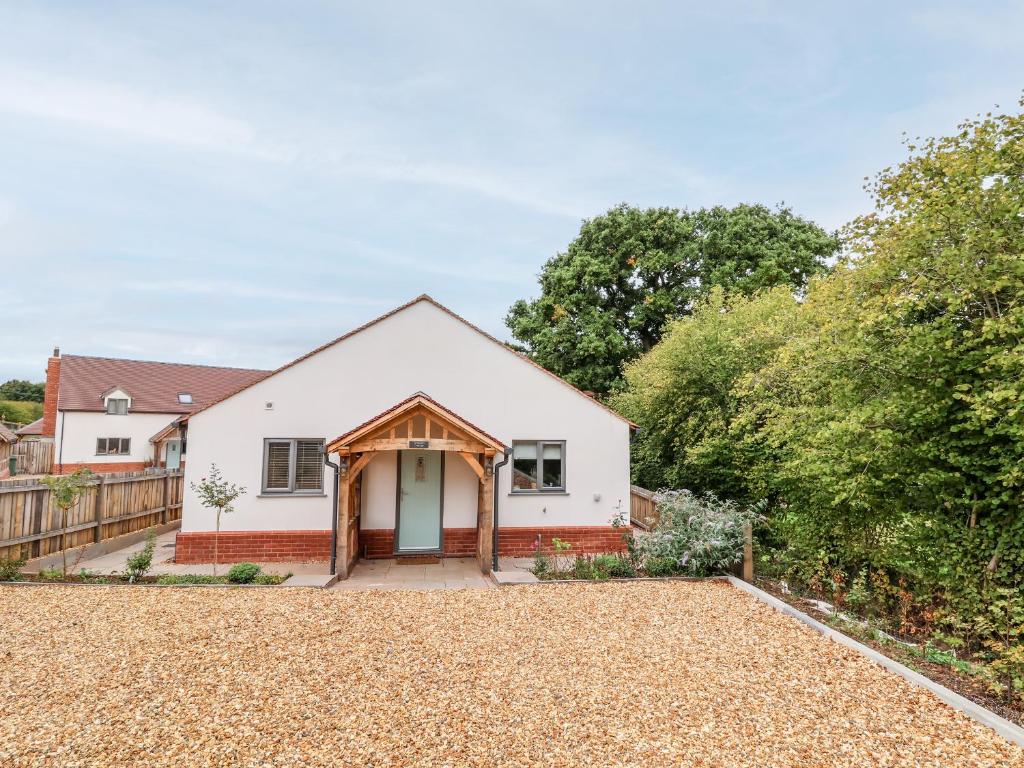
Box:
[41,348,61,439]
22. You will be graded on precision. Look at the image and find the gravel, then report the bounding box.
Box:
[1,581,1019,767]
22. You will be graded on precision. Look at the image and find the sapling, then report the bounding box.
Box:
[191,464,246,576]
[41,468,94,578]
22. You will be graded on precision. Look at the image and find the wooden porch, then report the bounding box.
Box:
[325,393,506,578]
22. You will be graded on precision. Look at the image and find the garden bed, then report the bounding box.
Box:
[5,571,289,586]
[756,577,1024,728]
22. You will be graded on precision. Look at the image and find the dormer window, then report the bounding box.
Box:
[106,398,129,415]
[177,393,193,404]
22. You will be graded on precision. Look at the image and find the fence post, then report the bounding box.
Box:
[742,522,754,582]
[93,476,106,543]
[161,472,170,525]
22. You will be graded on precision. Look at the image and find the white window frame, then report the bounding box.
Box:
[106,398,129,415]
[510,440,566,494]
[96,437,131,455]
[261,438,325,495]
[177,393,193,404]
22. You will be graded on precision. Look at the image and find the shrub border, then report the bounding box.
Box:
[725,576,1024,747]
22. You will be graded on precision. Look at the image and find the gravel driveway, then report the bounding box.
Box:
[0,581,1018,767]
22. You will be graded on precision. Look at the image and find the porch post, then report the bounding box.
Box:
[478,461,494,575]
[336,462,350,579]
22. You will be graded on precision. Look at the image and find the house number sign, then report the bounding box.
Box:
[408,440,429,448]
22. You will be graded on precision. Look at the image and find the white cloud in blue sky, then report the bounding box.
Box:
[1,1,1022,379]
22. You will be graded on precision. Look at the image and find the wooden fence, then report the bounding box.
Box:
[0,470,183,561]
[8,441,55,475]
[630,485,659,530]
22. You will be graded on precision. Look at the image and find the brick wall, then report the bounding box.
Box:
[175,530,333,563]
[41,354,60,438]
[497,526,628,556]
[57,461,148,475]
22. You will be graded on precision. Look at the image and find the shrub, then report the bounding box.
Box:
[593,554,637,578]
[227,562,261,584]
[643,556,679,578]
[531,546,551,578]
[633,490,758,576]
[0,555,26,581]
[39,568,63,581]
[125,529,157,583]
[155,574,224,585]
[253,572,287,585]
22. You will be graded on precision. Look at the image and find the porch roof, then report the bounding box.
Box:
[326,392,506,455]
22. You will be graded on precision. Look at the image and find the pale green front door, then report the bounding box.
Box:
[165,440,181,471]
[396,450,443,552]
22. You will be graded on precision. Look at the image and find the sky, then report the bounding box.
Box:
[1,1,1022,381]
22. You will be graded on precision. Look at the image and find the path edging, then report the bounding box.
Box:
[726,575,1024,747]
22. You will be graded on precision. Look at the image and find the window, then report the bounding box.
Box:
[106,398,128,415]
[511,441,565,492]
[96,437,130,455]
[262,438,324,494]
[177,393,193,404]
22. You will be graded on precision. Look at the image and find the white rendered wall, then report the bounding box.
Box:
[361,450,479,530]
[182,300,631,533]
[55,411,176,466]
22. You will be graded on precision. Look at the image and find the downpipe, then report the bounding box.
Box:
[323,450,341,576]
[491,444,512,572]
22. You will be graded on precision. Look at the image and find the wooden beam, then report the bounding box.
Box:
[477,470,494,575]
[336,467,350,579]
[347,452,377,485]
[457,451,485,480]
[347,437,491,454]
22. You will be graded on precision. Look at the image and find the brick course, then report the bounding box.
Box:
[42,355,60,438]
[175,531,332,563]
[56,461,148,475]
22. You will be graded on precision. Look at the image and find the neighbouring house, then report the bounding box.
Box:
[177,295,634,576]
[14,418,44,440]
[0,423,16,468]
[37,349,268,474]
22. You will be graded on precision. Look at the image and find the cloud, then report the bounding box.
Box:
[0,68,277,157]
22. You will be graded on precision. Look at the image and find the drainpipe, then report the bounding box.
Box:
[323,450,341,575]
[491,445,511,572]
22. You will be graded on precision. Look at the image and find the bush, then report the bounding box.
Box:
[39,568,62,581]
[155,574,224,585]
[633,490,757,576]
[643,556,679,578]
[227,562,261,584]
[593,554,637,578]
[253,572,287,585]
[0,399,43,425]
[0,555,26,581]
[125,529,157,583]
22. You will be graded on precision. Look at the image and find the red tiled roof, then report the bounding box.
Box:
[15,418,43,436]
[56,355,270,414]
[188,295,637,427]
[0,422,17,442]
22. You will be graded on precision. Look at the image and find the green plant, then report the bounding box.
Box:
[643,556,679,577]
[550,537,572,573]
[593,554,637,578]
[155,573,225,585]
[124,529,157,583]
[39,568,62,581]
[41,468,94,578]
[0,555,27,581]
[227,562,261,584]
[633,490,760,576]
[191,464,246,577]
[253,572,286,585]
[530,546,551,578]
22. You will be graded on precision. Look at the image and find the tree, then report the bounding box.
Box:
[41,469,94,577]
[0,380,45,402]
[506,203,838,395]
[191,464,246,576]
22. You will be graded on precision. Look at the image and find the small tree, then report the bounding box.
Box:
[41,468,94,578]
[191,464,246,576]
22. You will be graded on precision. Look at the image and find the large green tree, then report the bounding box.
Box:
[506,203,838,395]
[0,379,45,402]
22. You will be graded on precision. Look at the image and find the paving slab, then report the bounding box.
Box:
[281,574,337,588]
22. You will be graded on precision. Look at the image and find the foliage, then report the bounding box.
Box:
[227,562,262,584]
[592,553,637,578]
[0,400,43,425]
[0,379,45,402]
[191,464,246,577]
[642,557,679,578]
[39,568,62,580]
[506,203,837,395]
[253,572,287,585]
[155,573,225,585]
[633,490,757,576]
[615,101,1024,698]
[41,468,94,577]
[124,529,157,583]
[0,555,27,581]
